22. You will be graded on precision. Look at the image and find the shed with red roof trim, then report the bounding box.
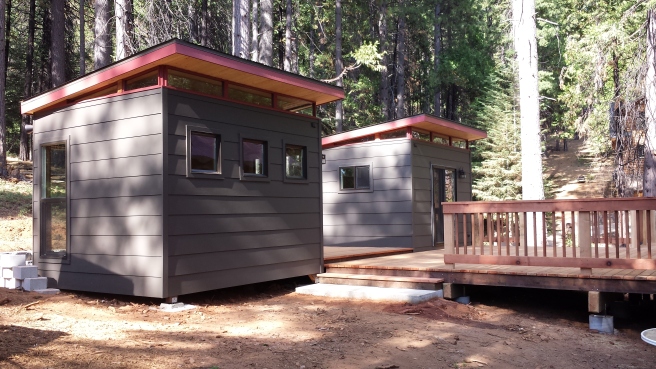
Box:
[321,114,486,250]
[22,39,343,299]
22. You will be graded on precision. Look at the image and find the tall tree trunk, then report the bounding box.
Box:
[51,0,65,87]
[79,0,85,75]
[394,8,406,119]
[20,0,36,161]
[283,0,292,71]
[433,2,442,117]
[38,3,51,92]
[115,0,130,60]
[94,0,111,69]
[379,0,389,120]
[201,0,208,46]
[309,6,314,78]
[512,0,544,211]
[232,0,239,55]
[239,0,249,58]
[258,0,272,65]
[335,0,344,132]
[4,0,9,81]
[251,0,258,61]
[645,9,656,197]
[0,0,6,176]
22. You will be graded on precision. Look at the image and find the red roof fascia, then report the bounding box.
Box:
[21,44,176,115]
[321,114,487,146]
[21,41,344,115]
[172,43,342,100]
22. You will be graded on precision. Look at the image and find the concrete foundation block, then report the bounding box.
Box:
[35,288,60,295]
[22,277,47,291]
[1,268,12,279]
[0,253,26,268]
[443,283,466,300]
[4,278,22,289]
[12,266,38,280]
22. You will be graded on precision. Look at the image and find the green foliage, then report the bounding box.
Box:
[472,72,523,201]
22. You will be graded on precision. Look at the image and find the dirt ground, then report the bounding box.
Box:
[1,281,655,369]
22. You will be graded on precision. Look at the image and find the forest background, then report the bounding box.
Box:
[0,0,652,200]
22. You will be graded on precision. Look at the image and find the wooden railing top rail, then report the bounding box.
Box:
[442,197,656,213]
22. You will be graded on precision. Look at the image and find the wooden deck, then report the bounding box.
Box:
[324,249,656,294]
[323,246,413,263]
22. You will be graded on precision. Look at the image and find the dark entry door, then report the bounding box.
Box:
[432,166,456,247]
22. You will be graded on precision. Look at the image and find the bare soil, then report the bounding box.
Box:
[1,281,655,369]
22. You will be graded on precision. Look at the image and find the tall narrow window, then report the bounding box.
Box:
[190,132,220,173]
[285,145,306,179]
[242,139,267,176]
[41,143,67,258]
[340,165,371,190]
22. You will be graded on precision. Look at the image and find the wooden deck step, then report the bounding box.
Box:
[316,273,444,290]
[324,247,414,263]
[325,265,436,279]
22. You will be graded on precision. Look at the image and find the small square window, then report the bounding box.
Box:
[340,165,371,190]
[285,145,306,179]
[243,139,267,176]
[190,132,220,173]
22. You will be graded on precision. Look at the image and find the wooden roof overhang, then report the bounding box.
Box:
[21,39,344,115]
[321,114,487,147]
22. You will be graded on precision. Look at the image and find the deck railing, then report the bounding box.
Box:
[442,198,656,273]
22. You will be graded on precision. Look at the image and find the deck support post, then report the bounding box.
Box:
[588,291,623,314]
[443,283,465,300]
[444,213,455,269]
[577,211,592,275]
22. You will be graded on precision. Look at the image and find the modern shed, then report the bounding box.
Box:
[20,40,344,299]
[321,114,487,251]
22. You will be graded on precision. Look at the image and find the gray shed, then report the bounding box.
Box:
[321,114,487,251]
[20,40,344,299]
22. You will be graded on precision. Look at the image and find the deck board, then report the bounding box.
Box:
[324,248,656,294]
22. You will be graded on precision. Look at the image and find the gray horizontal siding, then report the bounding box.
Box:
[322,140,412,248]
[39,269,163,298]
[70,134,162,162]
[323,200,412,215]
[70,235,163,256]
[168,213,320,235]
[323,212,412,226]
[167,259,320,297]
[168,176,321,197]
[169,244,320,276]
[71,216,163,236]
[323,224,412,237]
[37,254,162,277]
[323,236,413,248]
[71,196,162,217]
[168,196,320,215]
[169,229,321,256]
[164,89,322,295]
[70,175,163,199]
[70,154,162,181]
[32,90,165,295]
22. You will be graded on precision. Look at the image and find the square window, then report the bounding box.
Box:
[412,129,430,141]
[285,145,306,179]
[380,129,406,140]
[190,132,219,173]
[340,165,371,190]
[125,70,159,91]
[243,139,267,176]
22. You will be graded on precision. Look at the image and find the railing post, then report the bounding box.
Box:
[630,210,639,255]
[577,211,592,275]
[444,213,455,269]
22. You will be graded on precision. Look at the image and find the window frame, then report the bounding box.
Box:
[39,139,71,263]
[283,142,308,183]
[338,163,374,193]
[240,136,270,182]
[186,125,223,179]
